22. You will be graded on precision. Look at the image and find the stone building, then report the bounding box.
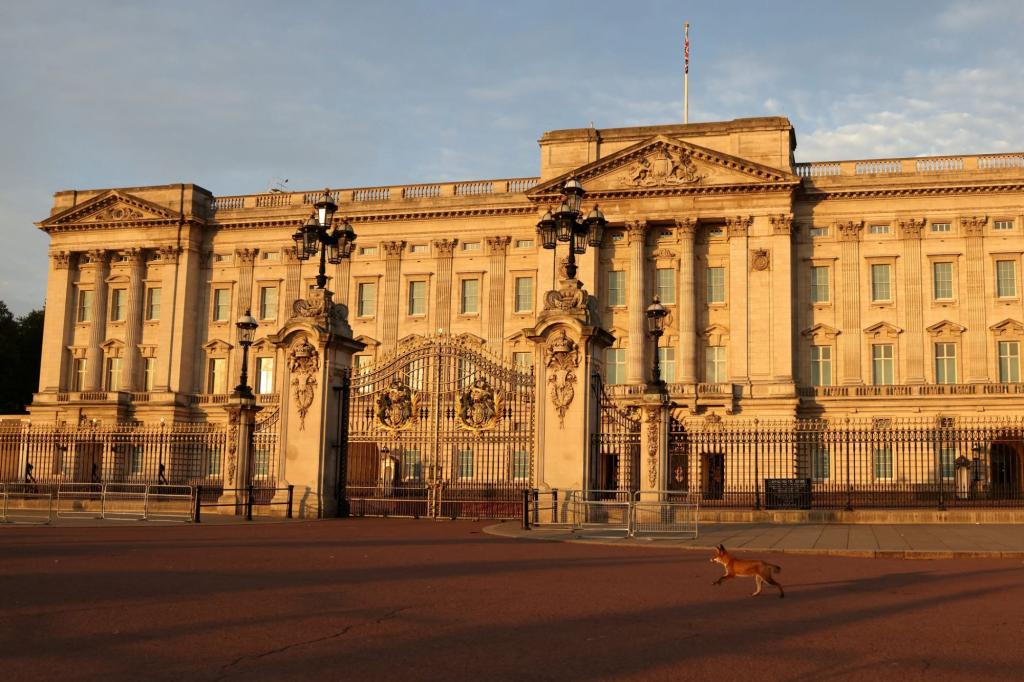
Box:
[23,116,1024,514]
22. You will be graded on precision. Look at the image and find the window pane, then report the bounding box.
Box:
[213,289,230,321]
[934,343,957,384]
[931,222,950,233]
[658,347,675,382]
[707,267,725,304]
[513,352,533,372]
[146,288,161,320]
[872,344,894,385]
[78,290,93,322]
[608,271,626,306]
[208,358,226,393]
[706,346,726,383]
[656,268,676,304]
[605,348,626,384]
[458,450,474,478]
[514,277,533,312]
[143,357,156,391]
[408,281,426,315]
[870,264,891,301]
[874,447,893,480]
[512,451,529,480]
[461,279,479,314]
[259,286,278,320]
[256,357,275,394]
[105,357,121,391]
[812,448,829,480]
[996,260,1016,297]
[72,358,87,391]
[402,450,422,482]
[932,262,953,299]
[358,282,377,317]
[999,341,1020,383]
[810,266,830,303]
[939,447,956,479]
[811,346,832,386]
[110,289,126,321]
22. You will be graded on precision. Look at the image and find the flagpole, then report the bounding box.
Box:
[684,22,689,124]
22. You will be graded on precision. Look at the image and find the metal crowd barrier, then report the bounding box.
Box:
[631,491,699,538]
[1,483,54,525]
[101,483,148,520]
[568,489,633,534]
[56,483,105,519]
[0,483,195,524]
[193,484,293,522]
[523,489,699,538]
[147,485,196,522]
[345,485,431,519]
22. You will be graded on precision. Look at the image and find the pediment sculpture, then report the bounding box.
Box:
[624,145,704,187]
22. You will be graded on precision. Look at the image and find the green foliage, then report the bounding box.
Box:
[0,301,44,413]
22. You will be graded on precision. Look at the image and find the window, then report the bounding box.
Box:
[999,341,1020,383]
[870,264,891,302]
[810,266,830,303]
[259,286,278,320]
[460,279,479,314]
[931,222,951,233]
[143,357,156,391]
[706,346,727,383]
[145,287,161,321]
[932,262,953,300]
[462,242,481,251]
[811,346,832,386]
[515,239,534,249]
[868,224,890,235]
[207,448,221,477]
[72,358,87,392]
[408,281,426,316]
[872,344,894,385]
[409,244,428,254]
[812,448,830,481]
[809,226,829,238]
[655,268,676,304]
[513,351,533,372]
[105,357,121,391]
[256,357,275,394]
[207,357,227,393]
[212,289,230,322]
[260,251,280,261]
[512,450,530,481]
[357,282,377,317]
[996,260,1017,297]
[610,232,624,242]
[254,448,270,477]
[110,289,126,321]
[607,270,626,306]
[457,449,474,479]
[514,276,533,312]
[402,450,422,482]
[707,226,725,238]
[358,246,377,256]
[939,447,956,480]
[706,267,726,304]
[353,355,372,394]
[128,445,144,476]
[994,220,1014,231]
[77,290,93,322]
[658,347,676,383]
[605,348,626,384]
[934,342,957,384]
[874,447,893,480]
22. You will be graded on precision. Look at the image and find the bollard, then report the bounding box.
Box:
[194,485,202,523]
[521,489,531,531]
[552,488,559,524]
[246,483,254,521]
[287,484,294,519]
[531,489,539,525]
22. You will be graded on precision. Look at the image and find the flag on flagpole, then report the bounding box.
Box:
[684,22,689,74]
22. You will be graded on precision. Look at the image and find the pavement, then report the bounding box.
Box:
[487,521,1024,559]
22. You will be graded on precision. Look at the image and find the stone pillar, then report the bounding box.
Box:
[381,241,405,353]
[898,218,926,383]
[234,248,259,385]
[333,258,352,319]
[283,246,302,315]
[38,251,75,393]
[154,245,182,393]
[727,217,751,383]
[962,216,989,382]
[222,397,261,513]
[837,221,863,384]
[769,215,795,382]
[675,219,697,384]
[433,239,457,334]
[486,236,511,351]
[121,248,147,391]
[639,399,670,498]
[626,220,648,385]
[84,250,110,391]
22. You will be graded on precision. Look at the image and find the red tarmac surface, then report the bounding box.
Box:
[1,518,1022,681]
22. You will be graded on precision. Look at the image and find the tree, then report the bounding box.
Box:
[0,301,44,413]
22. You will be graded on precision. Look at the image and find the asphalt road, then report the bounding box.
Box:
[1,519,1021,681]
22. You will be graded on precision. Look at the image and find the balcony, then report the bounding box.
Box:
[794,153,1024,180]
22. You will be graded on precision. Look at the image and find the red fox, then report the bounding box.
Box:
[710,544,785,598]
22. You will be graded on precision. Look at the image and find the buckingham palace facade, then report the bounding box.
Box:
[17,116,1024,514]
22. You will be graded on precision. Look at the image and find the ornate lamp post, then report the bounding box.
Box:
[233,309,258,399]
[645,296,668,388]
[292,189,357,289]
[536,178,607,281]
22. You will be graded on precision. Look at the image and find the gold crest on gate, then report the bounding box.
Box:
[457,377,503,432]
[374,379,421,432]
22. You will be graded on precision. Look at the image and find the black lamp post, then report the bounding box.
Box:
[292,189,357,289]
[233,309,258,399]
[536,178,607,281]
[645,295,668,388]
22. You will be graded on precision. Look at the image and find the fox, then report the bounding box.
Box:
[710,544,785,598]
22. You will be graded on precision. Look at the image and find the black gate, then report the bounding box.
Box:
[590,382,641,495]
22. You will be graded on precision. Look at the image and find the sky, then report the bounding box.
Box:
[2,0,1023,314]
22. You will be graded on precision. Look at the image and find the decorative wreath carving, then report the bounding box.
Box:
[545,329,580,428]
[457,377,503,432]
[289,337,320,431]
[374,379,421,432]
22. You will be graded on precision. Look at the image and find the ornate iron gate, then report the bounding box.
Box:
[590,382,642,495]
[345,335,534,519]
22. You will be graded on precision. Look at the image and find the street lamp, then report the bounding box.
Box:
[233,309,258,399]
[536,179,606,281]
[292,188,357,289]
[645,295,668,388]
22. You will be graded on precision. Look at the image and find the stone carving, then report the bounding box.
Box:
[544,278,588,313]
[704,413,722,428]
[432,238,458,256]
[646,407,661,488]
[457,377,503,432]
[92,204,144,222]
[157,245,182,263]
[485,236,511,255]
[961,216,987,236]
[236,248,259,265]
[288,337,320,431]
[383,240,406,258]
[282,246,300,264]
[750,248,771,272]
[557,257,571,280]
[84,249,108,266]
[626,220,648,244]
[544,329,580,428]
[770,214,793,235]
[726,216,752,238]
[652,248,677,260]
[226,409,239,485]
[51,251,72,269]
[897,218,925,238]
[291,289,346,330]
[374,379,421,432]
[674,217,696,236]
[624,145,703,187]
[120,247,144,264]
[836,220,864,241]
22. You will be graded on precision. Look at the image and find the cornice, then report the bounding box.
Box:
[212,205,537,229]
[529,182,798,203]
[801,182,1024,201]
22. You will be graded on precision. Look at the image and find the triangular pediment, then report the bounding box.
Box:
[864,321,903,339]
[990,318,1024,336]
[528,135,799,200]
[39,190,181,230]
[801,323,840,341]
[926,320,966,337]
[202,339,234,353]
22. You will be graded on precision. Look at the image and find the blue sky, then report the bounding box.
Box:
[2,0,1023,314]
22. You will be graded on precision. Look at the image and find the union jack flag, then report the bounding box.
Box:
[684,26,690,74]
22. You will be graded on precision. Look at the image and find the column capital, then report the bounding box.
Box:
[50,250,73,270]
[382,240,406,259]
[485,235,511,255]
[626,220,648,244]
[836,220,864,241]
[897,217,925,239]
[282,246,301,264]
[432,238,458,256]
[673,217,696,237]
[83,249,109,267]
[157,245,182,263]
[235,247,259,265]
[120,247,145,265]
[769,214,793,236]
[725,216,752,239]
[961,215,987,236]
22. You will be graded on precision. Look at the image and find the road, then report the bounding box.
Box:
[1,519,1021,681]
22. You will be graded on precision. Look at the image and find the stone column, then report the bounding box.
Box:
[727,217,751,383]
[234,248,259,385]
[962,216,989,382]
[121,248,147,391]
[433,239,457,335]
[626,220,648,385]
[769,215,795,382]
[837,221,864,384]
[283,246,302,315]
[675,218,697,384]
[222,397,261,513]
[381,241,405,352]
[333,258,352,319]
[154,245,182,392]
[639,400,670,498]
[898,218,926,383]
[38,251,75,393]
[486,236,511,351]
[84,250,110,391]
